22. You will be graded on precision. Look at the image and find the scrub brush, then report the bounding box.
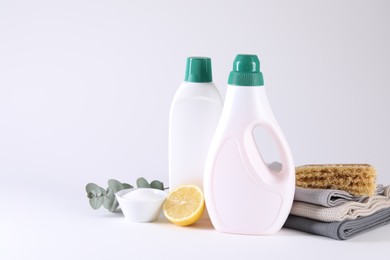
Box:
[295,164,377,196]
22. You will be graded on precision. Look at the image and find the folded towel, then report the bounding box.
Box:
[295,164,377,196]
[290,186,390,222]
[284,207,390,240]
[294,184,384,207]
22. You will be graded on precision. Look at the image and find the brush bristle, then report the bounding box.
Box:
[295,164,377,196]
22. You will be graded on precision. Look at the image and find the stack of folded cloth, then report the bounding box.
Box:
[284,164,390,240]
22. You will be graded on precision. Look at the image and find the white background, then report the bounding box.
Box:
[1,1,390,259]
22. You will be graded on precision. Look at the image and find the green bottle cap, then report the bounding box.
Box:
[184,57,213,83]
[228,54,264,86]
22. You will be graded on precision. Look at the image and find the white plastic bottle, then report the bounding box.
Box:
[169,57,223,191]
[204,54,295,235]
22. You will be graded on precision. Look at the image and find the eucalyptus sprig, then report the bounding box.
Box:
[85,178,165,212]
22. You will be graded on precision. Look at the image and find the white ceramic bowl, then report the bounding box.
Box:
[115,188,167,222]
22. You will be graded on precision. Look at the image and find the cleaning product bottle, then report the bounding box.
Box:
[169,57,223,191]
[204,54,295,235]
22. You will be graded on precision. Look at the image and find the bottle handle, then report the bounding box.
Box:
[244,120,295,186]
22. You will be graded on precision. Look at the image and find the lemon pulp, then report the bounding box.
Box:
[163,185,205,226]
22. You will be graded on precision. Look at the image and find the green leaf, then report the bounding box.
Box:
[106,187,114,197]
[108,179,124,193]
[122,183,133,189]
[103,195,115,210]
[109,200,119,212]
[87,192,95,199]
[136,177,150,188]
[150,180,164,190]
[89,197,104,209]
[86,183,103,196]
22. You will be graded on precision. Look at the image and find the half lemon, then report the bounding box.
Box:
[163,185,205,226]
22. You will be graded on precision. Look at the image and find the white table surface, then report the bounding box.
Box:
[2,1,390,259]
[3,174,390,260]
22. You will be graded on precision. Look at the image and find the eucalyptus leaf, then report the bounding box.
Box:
[103,195,115,210]
[89,196,104,209]
[136,177,150,188]
[86,183,103,196]
[106,187,114,197]
[122,183,133,189]
[150,180,164,190]
[109,200,119,212]
[87,192,95,199]
[108,179,124,193]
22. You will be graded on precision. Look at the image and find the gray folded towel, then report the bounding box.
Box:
[290,186,390,222]
[294,187,363,207]
[294,184,384,207]
[284,207,390,240]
